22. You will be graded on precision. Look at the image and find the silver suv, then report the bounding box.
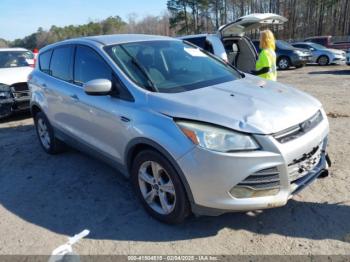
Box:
[29,34,330,223]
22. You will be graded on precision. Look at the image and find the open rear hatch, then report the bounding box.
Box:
[218,13,287,37]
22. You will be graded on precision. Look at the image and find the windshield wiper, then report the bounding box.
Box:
[119,45,157,92]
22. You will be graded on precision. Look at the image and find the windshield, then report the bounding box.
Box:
[276,40,295,49]
[0,51,32,68]
[105,40,241,93]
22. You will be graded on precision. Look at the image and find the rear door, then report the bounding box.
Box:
[42,45,75,132]
[218,13,287,38]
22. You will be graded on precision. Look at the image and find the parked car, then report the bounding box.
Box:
[252,40,312,70]
[29,34,331,223]
[0,48,34,118]
[180,13,287,73]
[304,36,350,51]
[291,42,346,66]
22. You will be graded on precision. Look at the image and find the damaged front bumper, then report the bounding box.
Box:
[0,83,30,119]
[177,110,330,216]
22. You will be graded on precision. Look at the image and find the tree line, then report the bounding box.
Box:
[1,0,349,50]
[2,15,175,50]
[167,0,350,40]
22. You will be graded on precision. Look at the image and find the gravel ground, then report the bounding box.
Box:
[0,64,349,256]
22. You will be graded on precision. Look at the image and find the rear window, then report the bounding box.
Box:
[39,50,52,74]
[0,51,30,68]
[50,46,74,82]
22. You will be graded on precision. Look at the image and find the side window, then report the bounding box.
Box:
[74,45,112,85]
[204,40,214,54]
[39,50,52,74]
[184,37,206,49]
[50,46,74,82]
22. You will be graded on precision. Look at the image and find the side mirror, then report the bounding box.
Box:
[83,79,112,96]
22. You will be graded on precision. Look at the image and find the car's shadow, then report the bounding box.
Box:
[0,111,31,124]
[308,69,350,75]
[0,124,349,243]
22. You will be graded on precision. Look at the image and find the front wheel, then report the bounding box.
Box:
[277,57,290,70]
[317,55,329,66]
[131,150,190,224]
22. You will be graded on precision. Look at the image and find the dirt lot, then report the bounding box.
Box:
[0,65,349,256]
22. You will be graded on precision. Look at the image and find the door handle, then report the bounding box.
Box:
[120,116,131,122]
[69,94,79,101]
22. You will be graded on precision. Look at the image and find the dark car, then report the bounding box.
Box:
[253,40,312,70]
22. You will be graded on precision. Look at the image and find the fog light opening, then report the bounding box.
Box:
[230,186,279,199]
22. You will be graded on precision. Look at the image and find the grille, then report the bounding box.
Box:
[288,143,322,182]
[273,110,323,143]
[237,167,280,190]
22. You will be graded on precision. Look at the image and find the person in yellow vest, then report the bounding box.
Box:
[252,30,277,81]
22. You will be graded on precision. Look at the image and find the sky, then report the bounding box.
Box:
[0,0,167,41]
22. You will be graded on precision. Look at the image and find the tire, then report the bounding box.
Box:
[131,149,190,224]
[277,56,290,70]
[34,111,65,154]
[317,55,329,66]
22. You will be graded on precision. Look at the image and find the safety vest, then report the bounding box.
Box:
[256,48,277,81]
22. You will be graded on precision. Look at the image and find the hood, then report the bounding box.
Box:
[328,48,345,56]
[218,13,287,37]
[0,67,33,86]
[148,75,321,135]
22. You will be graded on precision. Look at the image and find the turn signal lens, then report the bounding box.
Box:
[180,127,199,145]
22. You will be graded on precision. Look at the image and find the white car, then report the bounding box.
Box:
[0,48,33,118]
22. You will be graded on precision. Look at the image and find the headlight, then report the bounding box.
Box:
[176,120,259,152]
[0,91,11,98]
[0,84,11,99]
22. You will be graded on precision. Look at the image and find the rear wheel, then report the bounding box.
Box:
[277,56,290,70]
[131,150,190,224]
[34,112,65,154]
[317,55,329,66]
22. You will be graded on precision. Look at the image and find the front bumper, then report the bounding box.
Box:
[0,91,30,118]
[177,110,329,215]
[331,56,346,64]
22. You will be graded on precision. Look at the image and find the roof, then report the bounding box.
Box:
[292,42,313,45]
[178,34,211,39]
[40,34,178,53]
[304,36,331,39]
[80,34,174,45]
[0,47,30,52]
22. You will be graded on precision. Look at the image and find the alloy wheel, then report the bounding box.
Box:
[318,56,329,66]
[37,118,51,149]
[138,161,176,215]
[278,58,289,69]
